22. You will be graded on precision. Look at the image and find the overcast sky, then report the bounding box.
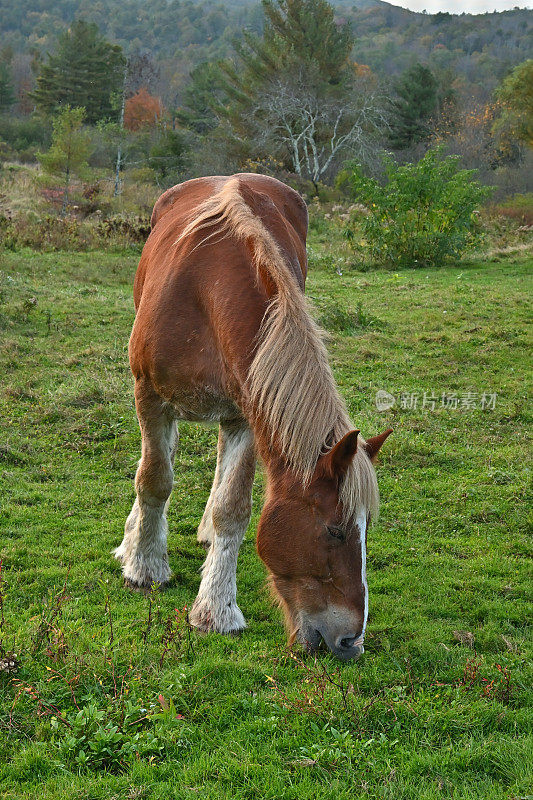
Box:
[387,0,531,11]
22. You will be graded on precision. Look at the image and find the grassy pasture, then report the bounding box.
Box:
[0,242,531,799]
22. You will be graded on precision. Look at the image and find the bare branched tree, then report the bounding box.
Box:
[248,73,389,185]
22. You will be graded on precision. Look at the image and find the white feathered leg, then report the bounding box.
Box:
[190,421,255,634]
[115,380,178,589]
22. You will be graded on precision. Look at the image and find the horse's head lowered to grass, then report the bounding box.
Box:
[257,429,392,662]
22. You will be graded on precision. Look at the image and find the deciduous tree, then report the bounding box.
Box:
[493,59,533,150]
[37,106,92,214]
[248,71,387,185]
[124,88,164,131]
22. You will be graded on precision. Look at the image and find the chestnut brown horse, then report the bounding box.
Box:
[115,173,391,661]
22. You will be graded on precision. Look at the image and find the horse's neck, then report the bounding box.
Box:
[249,413,315,494]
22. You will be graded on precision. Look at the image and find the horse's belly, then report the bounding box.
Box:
[169,384,241,423]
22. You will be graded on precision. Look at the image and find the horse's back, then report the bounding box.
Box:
[134,174,307,307]
[149,173,308,246]
[129,174,308,417]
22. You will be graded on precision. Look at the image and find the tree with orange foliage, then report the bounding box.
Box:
[432,97,498,170]
[124,88,164,131]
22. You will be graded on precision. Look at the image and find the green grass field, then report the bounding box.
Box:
[0,244,531,799]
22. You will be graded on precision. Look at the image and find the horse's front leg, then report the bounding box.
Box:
[190,420,255,634]
[114,379,178,589]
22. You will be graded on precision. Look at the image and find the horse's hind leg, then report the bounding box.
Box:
[190,420,255,634]
[196,424,230,548]
[114,379,178,589]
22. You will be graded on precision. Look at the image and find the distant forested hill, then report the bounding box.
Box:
[345,2,533,96]
[1,0,531,102]
[0,0,262,62]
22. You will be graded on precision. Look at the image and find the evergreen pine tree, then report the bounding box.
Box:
[388,62,438,150]
[31,21,125,124]
[260,0,353,84]
[178,62,227,134]
[225,0,353,99]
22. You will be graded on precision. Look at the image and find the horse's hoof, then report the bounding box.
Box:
[191,624,243,638]
[124,578,168,593]
[189,599,246,636]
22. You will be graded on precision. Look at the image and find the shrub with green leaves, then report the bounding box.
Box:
[343,148,492,268]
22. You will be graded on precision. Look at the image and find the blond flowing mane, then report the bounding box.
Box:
[177,177,379,521]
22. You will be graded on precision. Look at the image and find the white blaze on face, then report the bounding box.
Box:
[356,508,368,637]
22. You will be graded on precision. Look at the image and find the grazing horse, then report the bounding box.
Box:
[115,174,391,661]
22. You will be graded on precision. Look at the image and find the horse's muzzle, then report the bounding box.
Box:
[331,635,364,661]
[297,608,365,662]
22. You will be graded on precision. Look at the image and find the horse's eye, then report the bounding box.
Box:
[326,525,345,541]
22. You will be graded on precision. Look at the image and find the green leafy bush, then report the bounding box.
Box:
[343,148,492,268]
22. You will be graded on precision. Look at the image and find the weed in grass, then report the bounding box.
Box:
[50,700,170,773]
[31,568,72,656]
[159,606,196,667]
[317,300,381,334]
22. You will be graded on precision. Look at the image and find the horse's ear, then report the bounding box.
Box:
[322,430,360,478]
[363,428,393,462]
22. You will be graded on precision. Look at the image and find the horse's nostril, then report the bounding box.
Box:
[331,633,364,660]
[339,635,357,650]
